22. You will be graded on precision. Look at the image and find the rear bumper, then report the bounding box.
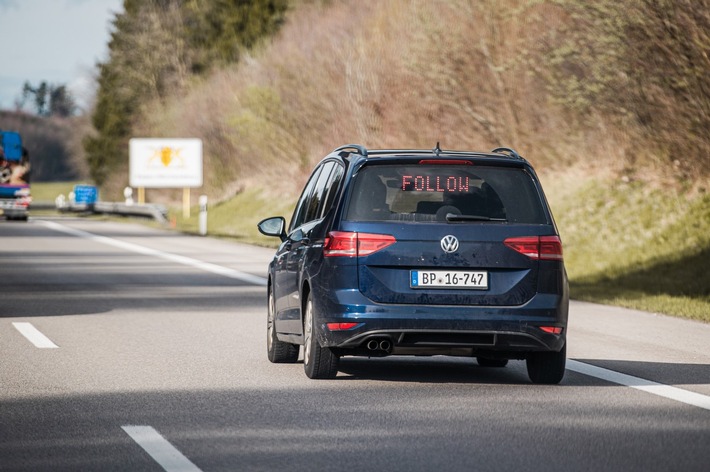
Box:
[0,208,28,218]
[0,199,29,218]
[313,288,568,356]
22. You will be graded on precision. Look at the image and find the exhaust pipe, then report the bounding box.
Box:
[365,338,393,353]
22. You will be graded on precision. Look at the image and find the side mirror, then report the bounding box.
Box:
[257,216,286,241]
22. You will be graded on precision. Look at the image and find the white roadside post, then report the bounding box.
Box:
[124,187,134,205]
[198,195,208,236]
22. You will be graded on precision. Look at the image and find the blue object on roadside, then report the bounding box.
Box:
[74,185,98,204]
[1,130,23,161]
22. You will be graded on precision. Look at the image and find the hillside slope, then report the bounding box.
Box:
[97,0,709,320]
[100,0,709,201]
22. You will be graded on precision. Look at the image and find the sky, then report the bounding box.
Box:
[0,0,124,111]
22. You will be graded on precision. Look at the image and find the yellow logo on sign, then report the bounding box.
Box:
[148,146,185,168]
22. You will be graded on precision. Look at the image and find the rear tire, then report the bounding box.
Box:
[267,287,299,363]
[526,343,566,384]
[476,357,509,368]
[303,293,339,379]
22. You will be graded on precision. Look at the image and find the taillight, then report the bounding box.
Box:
[539,236,563,260]
[326,322,362,331]
[504,236,563,261]
[358,233,397,255]
[503,237,539,259]
[539,326,564,335]
[323,231,357,257]
[323,231,396,257]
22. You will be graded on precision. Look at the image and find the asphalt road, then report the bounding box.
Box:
[1,218,709,472]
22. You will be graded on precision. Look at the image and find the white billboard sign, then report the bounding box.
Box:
[129,138,203,188]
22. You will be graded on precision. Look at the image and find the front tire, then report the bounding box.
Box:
[526,343,566,384]
[303,293,339,379]
[267,287,299,363]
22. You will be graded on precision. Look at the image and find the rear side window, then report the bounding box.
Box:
[304,161,335,223]
[289,161,345,232]
[345,165,548,224]
[289,166,323,232]
[319,163,344,219]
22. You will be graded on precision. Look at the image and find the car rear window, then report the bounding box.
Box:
[345,164,548,224]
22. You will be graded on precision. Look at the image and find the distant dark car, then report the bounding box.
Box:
[258,144,569,383]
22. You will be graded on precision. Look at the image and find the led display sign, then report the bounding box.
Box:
[401,175,470,193]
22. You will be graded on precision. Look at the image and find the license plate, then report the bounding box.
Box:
[410,270,488,289]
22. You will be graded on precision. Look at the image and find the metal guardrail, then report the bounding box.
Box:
[95,202,168,223]
[43,201,168,223]
[27,202,56,211]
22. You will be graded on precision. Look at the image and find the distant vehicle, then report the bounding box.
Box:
[258,144,569,384]
[0,130,31,221]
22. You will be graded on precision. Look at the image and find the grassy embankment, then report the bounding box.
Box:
[30,182,81,202]
[543,172,710,322]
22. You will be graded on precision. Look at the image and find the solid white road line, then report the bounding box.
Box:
[12,322,59,348]
[122,425,202,472]
[567,360,710,412]
[38,220,267,286]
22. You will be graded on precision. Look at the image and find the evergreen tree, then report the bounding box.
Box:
[20,81,76,117]
[49,85,76,117]
[85,0,288,185]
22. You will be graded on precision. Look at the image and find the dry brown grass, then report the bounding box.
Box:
[112,0,704,206]
[101,0,709,320]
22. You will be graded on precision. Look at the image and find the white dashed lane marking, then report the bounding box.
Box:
[122,425,202,472]
[12,322,58,349]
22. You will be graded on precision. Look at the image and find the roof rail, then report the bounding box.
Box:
[368,149,436,155]
[333,145,524,160]
[368,149,493,158]
[491,147,522,160]
[334,144,368,157]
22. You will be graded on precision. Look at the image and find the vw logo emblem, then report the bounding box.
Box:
[440,235,459,253]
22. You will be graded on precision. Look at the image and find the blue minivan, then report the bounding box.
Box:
[258,144,569,383]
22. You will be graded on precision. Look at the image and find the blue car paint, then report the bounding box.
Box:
[263,147,568,361]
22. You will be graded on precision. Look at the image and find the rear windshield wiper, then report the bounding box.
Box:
[446,213,507,223]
